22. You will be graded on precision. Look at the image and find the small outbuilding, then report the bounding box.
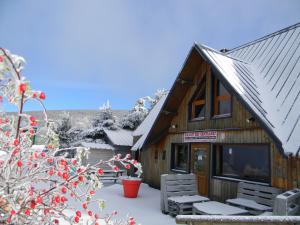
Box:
[132,23,300,202]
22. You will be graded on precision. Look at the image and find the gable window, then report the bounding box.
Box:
[171,143,189,172]
[213,144,270,183]
[213,77,231,117]
[190,76,206,120]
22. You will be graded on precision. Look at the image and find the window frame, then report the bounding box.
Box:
[189,75,206,121]
[212,143,271,184]
[212,77,232,118]
[170,143,190,173]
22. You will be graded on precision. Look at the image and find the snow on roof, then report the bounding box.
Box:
[135,23,300,155]
[223,23,300,155]
[79,142,115,150]
[104,129,133,146]
[132,94,168,151]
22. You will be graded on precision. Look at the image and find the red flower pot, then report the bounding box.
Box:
[122,178,142,198]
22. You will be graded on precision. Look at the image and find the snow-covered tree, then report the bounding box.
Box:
[56,111,72,148]
[120,89,167,130]
[0,48,142,225]
[144,89,167,109]
[92,101,118,130]
[120,98,148,130]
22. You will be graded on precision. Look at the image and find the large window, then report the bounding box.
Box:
[213,144,270,183]
[190,76,206,120]
[213,77,231,117]
[171,143,189,172]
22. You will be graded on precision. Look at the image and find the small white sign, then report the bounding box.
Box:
[183,131,217,143]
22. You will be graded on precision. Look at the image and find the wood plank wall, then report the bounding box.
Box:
[139,59,300,199]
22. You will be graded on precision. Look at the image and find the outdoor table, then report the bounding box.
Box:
[193,201,249,215]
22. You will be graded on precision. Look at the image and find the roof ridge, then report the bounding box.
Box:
[227,22,300,54]
[196,43,251,64]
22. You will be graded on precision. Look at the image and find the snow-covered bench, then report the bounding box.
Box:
[226,182,281,215]
[161,174,209,216]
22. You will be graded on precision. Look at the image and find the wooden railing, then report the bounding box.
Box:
[176,215,300,225]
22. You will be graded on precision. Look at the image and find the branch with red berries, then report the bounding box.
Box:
[0,49,142,225]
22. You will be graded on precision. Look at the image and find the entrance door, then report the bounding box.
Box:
[191,143,210,196]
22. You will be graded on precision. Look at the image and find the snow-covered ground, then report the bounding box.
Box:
[94,183,176,225]
[64,182,176,225]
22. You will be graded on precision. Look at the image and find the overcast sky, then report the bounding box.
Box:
[1,0,300,111]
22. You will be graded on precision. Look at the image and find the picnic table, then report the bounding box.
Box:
[100,170,125,183]
[193,201,249,215]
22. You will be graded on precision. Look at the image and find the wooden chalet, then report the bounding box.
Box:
[132,23,300,201]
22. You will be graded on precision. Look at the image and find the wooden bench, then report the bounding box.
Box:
[161,174,209,216]
[226,182,281,215]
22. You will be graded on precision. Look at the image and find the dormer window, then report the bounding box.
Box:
[213,77,231,117]
[190,76,206,120]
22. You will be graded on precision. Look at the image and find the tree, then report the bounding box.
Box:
[144,89,167,110]
[120,89,167,130]
[0,48,142,225]
[56,111,72,148]
[92,101,118,131]
[120,98,148,130]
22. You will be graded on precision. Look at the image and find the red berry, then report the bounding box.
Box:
[32,92,37,98]
[89,190,95,195]
[0,56,3,62]
[24,209,30,216]
[13,139,19,146]
[62,172,69,180]
[41,152,46,157]
[113,166,119,172]
[47,158,54,163]
[30,200,36,209]
[39,92,46,100]
[78,175,84,182]
[61,187,67,194]
[88,210,93,216]
[10,210,16,215]
[48,169,54,176]
[74,216,79,223]
[17,160,23,167]
[55,195,61,203]
[18,83,27,93]
[75,210,81,217]
[82,202,88,209]
[97,168,103,175]
[36,196,43,204]
[125,164,131,170]
[54,219,59,224]
[72,159,77,165]
[29,116,36,122]
[61,196,67,202]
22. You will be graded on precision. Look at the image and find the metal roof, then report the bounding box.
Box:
[225,22,300,155]
[104,129,133,147]
[136,23,300,155]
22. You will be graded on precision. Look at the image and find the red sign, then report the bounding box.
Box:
[183,131,217,143]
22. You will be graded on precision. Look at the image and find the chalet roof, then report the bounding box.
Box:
[136,22,300,155]
[104,129,133,147]
[79,142,115,150]
[131,94,168,151]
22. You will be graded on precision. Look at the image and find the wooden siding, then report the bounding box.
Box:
[140,60,300,200]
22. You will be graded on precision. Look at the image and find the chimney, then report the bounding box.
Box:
[220,48,229,53]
